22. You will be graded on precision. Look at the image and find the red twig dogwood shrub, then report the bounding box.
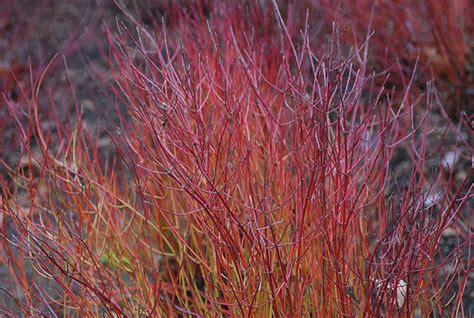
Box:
[0,1,471,316]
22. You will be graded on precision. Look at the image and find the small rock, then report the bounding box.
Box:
[97,137,112,148]
[442,151,460,170]
[424,191,442,207]
[455,170,467,183]
[81,99,95,111]
[441,227,457,237]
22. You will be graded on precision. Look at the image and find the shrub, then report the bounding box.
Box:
[1,1,471,316]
